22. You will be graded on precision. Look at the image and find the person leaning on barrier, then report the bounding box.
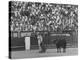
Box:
[37,33,46,53]
[37,33,42,50]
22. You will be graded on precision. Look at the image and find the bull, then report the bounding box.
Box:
[53,38,67,53]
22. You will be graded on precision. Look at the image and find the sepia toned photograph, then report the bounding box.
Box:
[9,1,78,59]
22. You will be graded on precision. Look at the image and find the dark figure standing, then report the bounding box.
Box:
[55,38,67,53]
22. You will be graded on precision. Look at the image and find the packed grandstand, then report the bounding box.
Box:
[10,1,78,32]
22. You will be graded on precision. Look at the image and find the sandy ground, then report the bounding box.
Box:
[11,48,78,59]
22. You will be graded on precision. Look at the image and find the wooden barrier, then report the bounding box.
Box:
[10,31,77,51]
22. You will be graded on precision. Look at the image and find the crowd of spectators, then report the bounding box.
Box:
[10,1,78,32]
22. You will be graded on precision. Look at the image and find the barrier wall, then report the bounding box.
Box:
[10,31,78,51]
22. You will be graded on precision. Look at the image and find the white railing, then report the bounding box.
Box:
[51,34,70,36]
